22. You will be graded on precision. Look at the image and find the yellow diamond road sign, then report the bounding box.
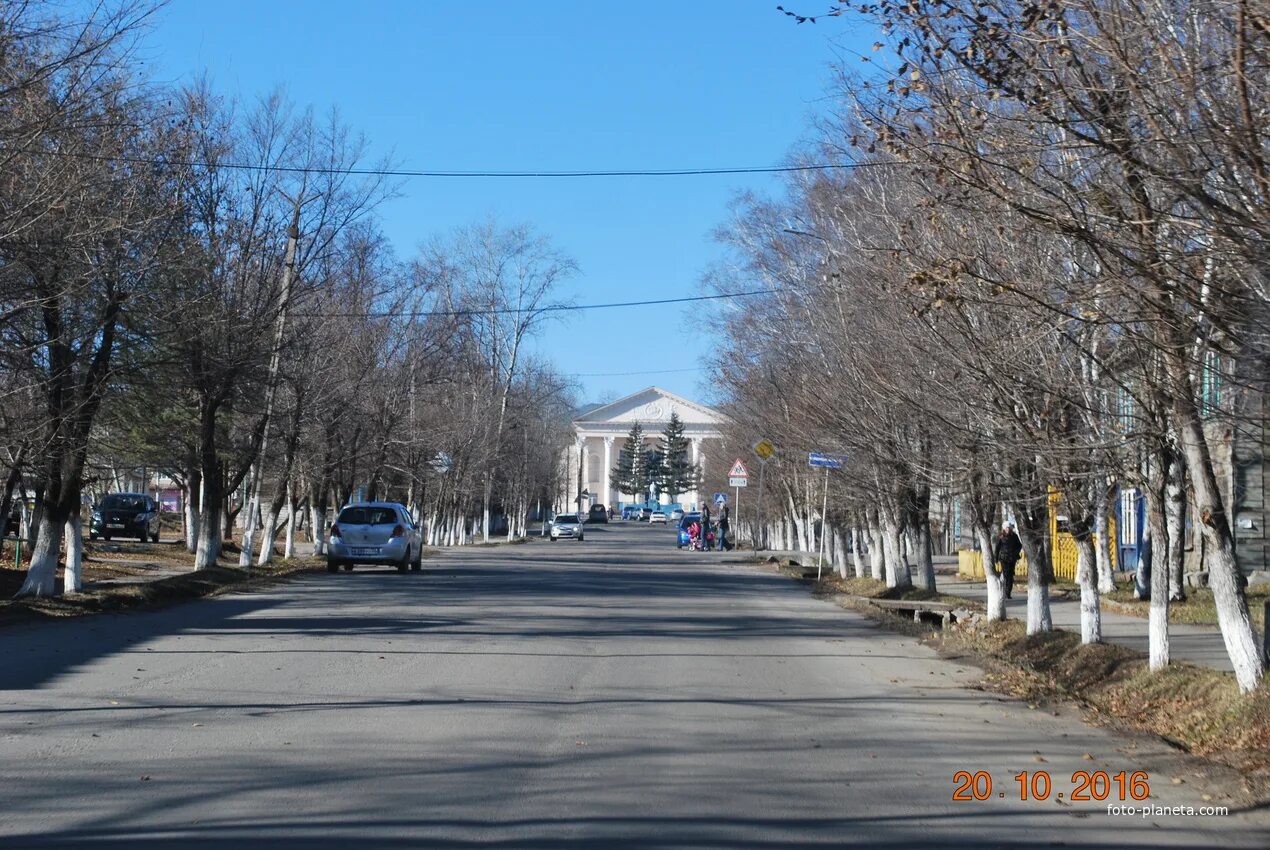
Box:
[752,439,775,463]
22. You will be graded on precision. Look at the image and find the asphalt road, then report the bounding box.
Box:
[2,522,1267,849]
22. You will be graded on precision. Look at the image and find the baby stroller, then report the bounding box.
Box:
[687,521,705,551]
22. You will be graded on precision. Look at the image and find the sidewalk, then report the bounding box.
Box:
[760,549,1235,673]
[939,577,1235,672]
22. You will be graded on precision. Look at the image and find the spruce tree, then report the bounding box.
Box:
[612,422,647,501]
[655,412,701,504]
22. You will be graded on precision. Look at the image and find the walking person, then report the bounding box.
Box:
[700,505,712,553]
[993,522,1023,599]
[717,504,730,551]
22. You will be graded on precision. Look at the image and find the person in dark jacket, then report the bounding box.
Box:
[716,504,730,551]
[700,505,712,553]
[993,522,1023,599]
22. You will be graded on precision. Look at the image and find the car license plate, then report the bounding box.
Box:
[107,523,124,529]
[352,548,377,556]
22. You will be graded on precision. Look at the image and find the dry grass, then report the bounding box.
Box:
[1105,584,1270,630]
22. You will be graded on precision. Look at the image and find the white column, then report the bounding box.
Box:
[579,436,590,507]
[690,437,702,510]
[602,436,613,509]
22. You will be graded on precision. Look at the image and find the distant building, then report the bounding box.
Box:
[563,387,726,512]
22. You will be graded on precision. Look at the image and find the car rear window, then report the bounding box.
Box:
[337,506,398,525]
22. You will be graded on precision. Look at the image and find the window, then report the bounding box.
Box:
[1200,350,1223,417]
[1120,489,1138,545]
[337,507,398,525]
[1117,386,1135,433]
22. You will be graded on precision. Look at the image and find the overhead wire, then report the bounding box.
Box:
[297,288,777,318]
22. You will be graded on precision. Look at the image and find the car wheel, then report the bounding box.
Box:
[102,533,111,542]
[397,550,410,573]
[410,549,423,571]
[326,559,340,574]
[342,562,355,572]
[152,527,160,543]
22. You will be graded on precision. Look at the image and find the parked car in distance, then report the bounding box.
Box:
[677,512,702,548]
[669,507,685,523]
[587,504,608,524]
[326,502,422,573]
[91,493,161,542]
[550,513,584,541]
[639,507,653,521]
[649,510,668,524]
[621,506,640,520]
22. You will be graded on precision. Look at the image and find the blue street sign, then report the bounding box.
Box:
[713,492,727,506]
[807,452,846,469]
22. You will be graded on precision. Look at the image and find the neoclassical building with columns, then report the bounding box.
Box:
[560,387,727,513]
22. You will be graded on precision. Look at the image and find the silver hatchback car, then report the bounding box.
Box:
[327,502,423,573]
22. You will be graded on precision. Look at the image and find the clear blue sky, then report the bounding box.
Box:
[140,1,873,406]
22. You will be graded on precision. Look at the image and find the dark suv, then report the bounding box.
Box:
[587,504,608,524]
[91,493,161,542]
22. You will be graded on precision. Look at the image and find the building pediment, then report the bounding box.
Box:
[572,386,725,429]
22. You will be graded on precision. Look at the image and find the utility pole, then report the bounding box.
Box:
[240,199,302,570]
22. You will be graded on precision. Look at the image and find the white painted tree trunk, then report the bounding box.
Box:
[867,522,884,582]
[976,524,1006,620]
[850,527,865,578]
[833,527,847,579]
[17,512,65,597]
[183,487,199,554]
[283,484,296,560]
[64,513,83,594]
[194,500,221,571]
[881,517,911,589]
[1177,416,1264,691]
[912,522,936,592]
[1075,535,1102,644]
[310,504,327,557]
[257,500,280,566]
[1093,484,1115,593]
[1146,490,1170,671]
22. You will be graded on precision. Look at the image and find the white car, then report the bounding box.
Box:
[327,502,423,573]
[550,513,585,541]
[669,508,685,523]
[649,510,668,524]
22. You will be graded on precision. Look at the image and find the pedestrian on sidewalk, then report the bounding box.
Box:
[994,522,1023,599]
[700,505,712,553]
[717,504,730,551]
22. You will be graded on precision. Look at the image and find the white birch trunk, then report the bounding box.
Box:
[1165,453,1187,601]
[64,513,83,594]
[16,512,65,597]
[1075,535,1102,644]
[1147,492,1171,670]
[1093,484,1115,593]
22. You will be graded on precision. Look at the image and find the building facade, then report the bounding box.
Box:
[560,387,726,513]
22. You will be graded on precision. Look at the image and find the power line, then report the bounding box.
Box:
[299,288,776,319]
[570,367,700,377]
[44,150,871,179]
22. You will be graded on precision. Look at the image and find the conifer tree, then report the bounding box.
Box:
[655,412,701,504]
[612,422,647,501]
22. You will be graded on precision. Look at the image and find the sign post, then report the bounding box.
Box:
[752,440,775,550]
[807,452,847,580]
[728,459,749,544]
